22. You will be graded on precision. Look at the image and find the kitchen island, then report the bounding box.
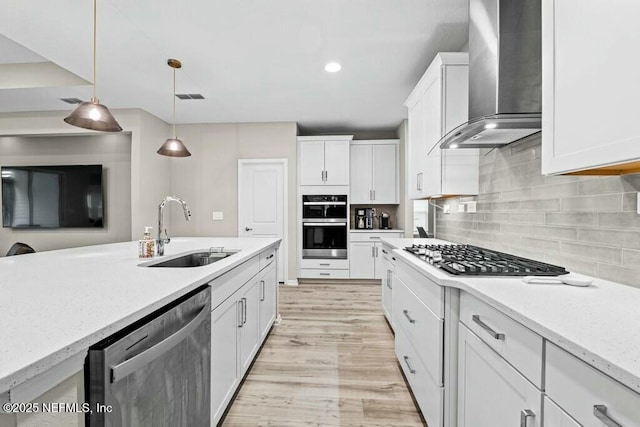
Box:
[0,237,280,427]
[382,238,640,427]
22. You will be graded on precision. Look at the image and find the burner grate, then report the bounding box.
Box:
[404,244,568,276]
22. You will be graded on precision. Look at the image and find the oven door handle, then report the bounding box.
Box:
[302,222,347,226]
[302,201,347,206]
[110,303,210,383]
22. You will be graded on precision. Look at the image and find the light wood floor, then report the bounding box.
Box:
[221,282,425,426]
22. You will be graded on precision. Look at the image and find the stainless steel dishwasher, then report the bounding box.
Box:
[85,286,211,427]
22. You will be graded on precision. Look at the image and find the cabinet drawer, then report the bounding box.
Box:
[380,245,398,266]
[299,258,349,270]
[349,232,402,242]
[395,326,443,427]
[395,260,443,318]
[460,292,543,388]
[259,247,276,269]
[299,269,350,279]
[546,342,640,427]
[393,276,443,385]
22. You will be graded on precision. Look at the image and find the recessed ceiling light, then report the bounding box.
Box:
[325,62,342,73]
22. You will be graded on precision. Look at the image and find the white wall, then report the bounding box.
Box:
[0,109,172,243]
[168,122,298,281]
[0,133,131,253]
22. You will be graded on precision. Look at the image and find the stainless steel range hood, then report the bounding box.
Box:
[440,0,541,149]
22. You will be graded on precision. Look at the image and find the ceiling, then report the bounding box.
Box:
[0,0,468,133]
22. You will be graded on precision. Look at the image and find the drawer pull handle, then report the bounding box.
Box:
[403,356,416,374]
[472,315,505,340]
[319,273,330,276]
[593,405,623,427]
[392,257,396,261]
[520,409,535,427]
[319,263,330,266]
[382,249,388,254]
[266,254,274,260]
[369,236,381,239]
[403,309,415,324]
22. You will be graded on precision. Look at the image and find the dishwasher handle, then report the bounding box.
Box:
[110,303,210,383]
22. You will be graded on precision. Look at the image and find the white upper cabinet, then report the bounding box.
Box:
[405,53,479,199]
[298,136,352,186]
[350,141,399,204]
[541,0,640,175]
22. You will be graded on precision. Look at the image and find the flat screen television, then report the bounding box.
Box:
[1,165,104,228]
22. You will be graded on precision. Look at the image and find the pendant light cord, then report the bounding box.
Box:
[173,66,177,138]
[93,0,97,100]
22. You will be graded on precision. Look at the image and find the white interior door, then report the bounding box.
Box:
[238,159,286,281]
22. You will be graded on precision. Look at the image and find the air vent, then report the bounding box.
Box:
[59,97,84,104]
[175,94,205,100]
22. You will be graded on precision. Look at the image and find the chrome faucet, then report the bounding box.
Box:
[157,196,191,256]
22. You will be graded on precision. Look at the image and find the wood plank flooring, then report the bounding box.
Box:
[221,282,425,426]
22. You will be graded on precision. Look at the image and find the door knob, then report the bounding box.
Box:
[245,227,253,231]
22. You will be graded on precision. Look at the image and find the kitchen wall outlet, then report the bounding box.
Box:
[212,211,224,221]
[467,201,477,213]
[443,204,451,214]
[458,204,466,213]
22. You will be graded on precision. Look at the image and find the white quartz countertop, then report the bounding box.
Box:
[0,237,280,395]
[350,229,404,233]
[382,238,640,394]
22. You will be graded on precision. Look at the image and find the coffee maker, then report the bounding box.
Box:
[379,212,391,229]
[355,208,375,229]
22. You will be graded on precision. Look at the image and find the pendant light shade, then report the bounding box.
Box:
[157,138,191,157]
[157,58,191,157]
[64,97,122,132]
[64,0,122,132]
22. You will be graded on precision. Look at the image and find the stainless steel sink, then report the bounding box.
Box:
[144,249,239,268]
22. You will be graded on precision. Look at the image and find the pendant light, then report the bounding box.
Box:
[64,0,122,132]
[157,59,191,157]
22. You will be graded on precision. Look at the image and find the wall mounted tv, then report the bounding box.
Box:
[1,165,104,229]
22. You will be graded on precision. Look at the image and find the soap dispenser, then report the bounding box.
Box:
[139,226,155,258]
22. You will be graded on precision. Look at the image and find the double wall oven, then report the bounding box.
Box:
[302,195,348,259]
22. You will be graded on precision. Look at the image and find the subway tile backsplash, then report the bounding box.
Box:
[435,136,640,288]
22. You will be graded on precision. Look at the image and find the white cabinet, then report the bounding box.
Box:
[238,278,262,375]
[404,52,479,199]
[350,141,399,204]
[393,259,446,427]
[380,245,395,327]
[349,232,403,279]
[349,241,376,279]
[541,0,640,176]
[210,251,278,425]
[458,324,542,427]
[545,342,640,427]
[210,290,241,423]
[259,263,277,340]
[298,136,352,186]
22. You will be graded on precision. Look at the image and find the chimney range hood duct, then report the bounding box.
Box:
[439,0,542,149]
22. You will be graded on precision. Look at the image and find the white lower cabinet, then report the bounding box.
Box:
[393,259,446,426]
[349,232,403,279]
[545,342,640,427]
[544,397,580,427]
[259,263,277,340]
[211,257,277,425]
[238,278,262,374]
[458,324,542,427]
[380,244,396,327]
[211,293,241,423]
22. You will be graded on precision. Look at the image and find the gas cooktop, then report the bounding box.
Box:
[404,244,569,276]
